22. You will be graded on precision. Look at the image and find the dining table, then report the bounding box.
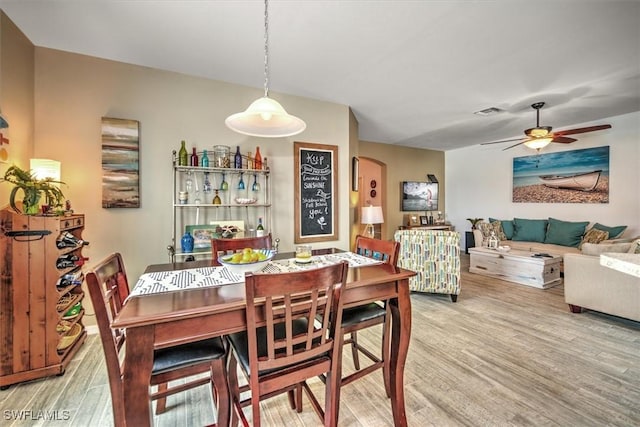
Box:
[111,248,416,427]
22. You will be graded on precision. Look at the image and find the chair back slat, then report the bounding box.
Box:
[211,234,272,265]
[354,235,399,266]
[244,261,348,373]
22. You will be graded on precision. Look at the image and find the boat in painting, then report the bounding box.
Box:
[538,170,601,192]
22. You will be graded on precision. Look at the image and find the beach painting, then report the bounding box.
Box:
[513,146,609,203]
[101,117,140,208]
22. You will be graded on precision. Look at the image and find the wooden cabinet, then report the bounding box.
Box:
[0,209,87,389]
[170,151,272,261]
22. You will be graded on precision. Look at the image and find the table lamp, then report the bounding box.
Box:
[362,205,384,238]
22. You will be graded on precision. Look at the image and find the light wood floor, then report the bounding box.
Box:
[2,255,639,426]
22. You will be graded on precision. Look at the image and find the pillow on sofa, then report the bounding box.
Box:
[512,218,548,243]
[581,242,633,255]
[579,228,609,249]
[489,217,514,239]
[629,239,640,254]
[544,217,589,248]
[477,221,506,245]
[593,223,627,239]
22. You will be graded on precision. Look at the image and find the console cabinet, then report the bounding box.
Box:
[0,209,87,389]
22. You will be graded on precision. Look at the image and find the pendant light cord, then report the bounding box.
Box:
[263,0,270,98]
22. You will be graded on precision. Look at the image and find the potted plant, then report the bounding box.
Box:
[1,165,66,215]
[466,217,483,230]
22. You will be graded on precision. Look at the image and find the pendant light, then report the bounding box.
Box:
[225,0,306,138]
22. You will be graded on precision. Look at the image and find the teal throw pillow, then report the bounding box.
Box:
[593,222,627,239]
[489,218,514,239]
[512,218,548,243]
[544,217,589,248]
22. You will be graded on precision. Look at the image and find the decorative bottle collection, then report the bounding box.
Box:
[177,141,268,170]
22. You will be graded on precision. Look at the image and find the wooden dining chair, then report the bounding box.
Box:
[226,261,349,427]
[85,252,230,426]
[211,233,272,265]
[340,235,399,396]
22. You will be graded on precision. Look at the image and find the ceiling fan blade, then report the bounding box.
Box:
[552,136,577,144]
[554,124,612,136]
[480,137,524,145]
[502,140,527,151]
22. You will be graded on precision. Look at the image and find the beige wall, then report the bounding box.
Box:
[358,141,445,240]
[0,11,34,201]
[31,47,352,284]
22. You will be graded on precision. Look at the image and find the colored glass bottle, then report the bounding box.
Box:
[201,149,209,167]
[256,217,265,237]
[190,147,199,167]
[181,231,194,253]
[178,140,188,166]
[212,189,221,205]
[254,146,262,170]
[234,146,242,169]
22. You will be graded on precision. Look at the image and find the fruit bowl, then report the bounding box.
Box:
[218,249,275,274]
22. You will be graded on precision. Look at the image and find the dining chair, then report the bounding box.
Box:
[226,261,349,427]
[339,235,399,396]
[85,252,230,426]
[211,233,272,265]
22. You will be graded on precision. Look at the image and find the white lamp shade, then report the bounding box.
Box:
[523,137,553,150]
[361,205,384,225]
[30,158,61,182]
[225,97,306,138]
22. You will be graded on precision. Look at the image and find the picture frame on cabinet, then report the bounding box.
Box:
[185,225,218,249]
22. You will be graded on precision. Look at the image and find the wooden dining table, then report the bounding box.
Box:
[112,249,416,426]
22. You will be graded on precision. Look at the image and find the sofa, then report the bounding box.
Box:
[393,229,460,301]
[564,240,640,321]
[472,218,632,260]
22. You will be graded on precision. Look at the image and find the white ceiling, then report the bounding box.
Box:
[1,0,639,151]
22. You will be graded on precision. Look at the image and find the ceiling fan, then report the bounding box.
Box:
[481,102,612,151]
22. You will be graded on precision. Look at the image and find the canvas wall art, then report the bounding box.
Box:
[512,146,609,203]
[101,117,140,208]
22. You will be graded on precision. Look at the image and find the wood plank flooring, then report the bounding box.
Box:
[1,254,638,426]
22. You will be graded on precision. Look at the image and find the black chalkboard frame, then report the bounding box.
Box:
[294,141,339,243]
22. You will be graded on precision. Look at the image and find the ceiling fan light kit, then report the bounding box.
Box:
[225,0,306,138]
[481,101,612,151]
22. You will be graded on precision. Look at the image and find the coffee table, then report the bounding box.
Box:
[469,246,562,289]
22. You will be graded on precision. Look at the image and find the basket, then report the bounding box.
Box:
[56,294,75,312]
[57,323,82,351]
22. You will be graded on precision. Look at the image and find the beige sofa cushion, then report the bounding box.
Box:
[581,242,633,255]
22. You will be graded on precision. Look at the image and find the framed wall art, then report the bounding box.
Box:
[101,117,140,208]
[513,146,610,203]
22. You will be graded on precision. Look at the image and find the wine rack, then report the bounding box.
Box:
[170,150,272,261]
[0,208,87,389]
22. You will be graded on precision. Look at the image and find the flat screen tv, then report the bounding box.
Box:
[401,181,438,211]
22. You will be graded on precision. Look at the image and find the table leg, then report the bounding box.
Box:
[122,325,155,427]
[389,278,411,427]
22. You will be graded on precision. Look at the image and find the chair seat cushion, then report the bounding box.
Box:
[152,336,227,375]
[341,303,386,328]
[228,319,313,376]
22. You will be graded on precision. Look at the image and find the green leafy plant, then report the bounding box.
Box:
[466,217,483,230]
[1,165,66,215]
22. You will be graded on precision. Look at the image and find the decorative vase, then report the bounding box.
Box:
[181,231,194,253]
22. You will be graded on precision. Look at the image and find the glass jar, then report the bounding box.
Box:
[214,145,231,168]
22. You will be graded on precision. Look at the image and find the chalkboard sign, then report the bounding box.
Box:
[294,141,338,243]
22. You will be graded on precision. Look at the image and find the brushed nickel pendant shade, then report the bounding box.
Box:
[225,0,306,138]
